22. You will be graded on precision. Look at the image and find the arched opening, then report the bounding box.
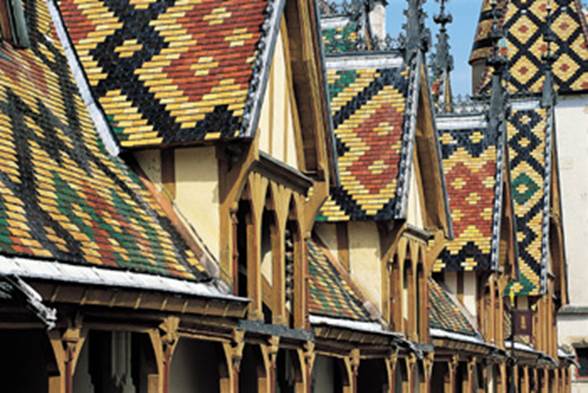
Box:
[413,362,424,393]
[236,198,252,299]
[311,355,348,393]
[416,261,425,340]
[72,330,158,393]
[394,360,409,393]
[430,361,448,393]
[402,258,412,336]
[357,359,387,393]
[240,345,267,393]
[0,330,50,392]
[456,362,467,393]
[169,339,223,393]
[285,198,301,328]
[276,348,302,393]
[260,202,277,324]
[389,255,402,331]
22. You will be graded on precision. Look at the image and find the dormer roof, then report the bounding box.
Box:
[471,0,588,95]
[58,0,276,148]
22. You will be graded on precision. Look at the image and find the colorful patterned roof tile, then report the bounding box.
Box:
[58,0,274,148]
[506,104,553,296]
[322,19,361,54]
[436,124,501,272]
[316,64,411,222]
[308,238,372,321]
[471,0,588,95]
[0,0,207,281]
[429,278,479,337]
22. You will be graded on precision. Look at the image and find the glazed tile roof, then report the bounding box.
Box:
[58,0,272,148]
[322,20,361,54]
[436,124,501,272]
[316,64,411,222]
[471,0,588,95]
[308,238,372,322]
[506,105,553,296]
[429,279,479,337]
[0,0,207,281]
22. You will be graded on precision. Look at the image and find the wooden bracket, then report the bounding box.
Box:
[48,314,86,393]
[148,317,181,393]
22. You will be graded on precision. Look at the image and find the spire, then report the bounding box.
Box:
[541,1,556,108]
[432,0,454,112]
[402,0,430,62]
[487,0,508,136]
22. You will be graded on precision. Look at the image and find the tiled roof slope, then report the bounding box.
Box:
[322,19,361,54]
[506,105,552,296]
[317,65,410,222]
[436,125,500,272]
[429,279,479,337]
[471,0,588,95]
[0,0,207,281]
[308,238,372,321]
[58,0,271,148]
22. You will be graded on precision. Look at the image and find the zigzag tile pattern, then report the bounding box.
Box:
[429,279,478,337]
[472,0,588,94]
[436,127,499,272]
[506,107,550,296]
[317,67,409,222]
[308,239,371,321]
[0,0,207,280]
[58,0,268,148]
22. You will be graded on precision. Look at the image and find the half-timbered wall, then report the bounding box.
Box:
[348,221,383,312]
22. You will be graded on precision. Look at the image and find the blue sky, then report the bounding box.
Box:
[384,0,482,95]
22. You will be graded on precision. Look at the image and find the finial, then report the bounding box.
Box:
[432,0,454,112]
[542,0,557,107]
[486,0,508,140]
[402,0,431,62]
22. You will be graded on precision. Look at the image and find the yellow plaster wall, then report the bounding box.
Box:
[134,149,162,187]
[315,223,339,262]
[348,221,382,312]
[257,24,299,170]
[406,159,425,229]
[174,147,220,260]
[464,271,477,319]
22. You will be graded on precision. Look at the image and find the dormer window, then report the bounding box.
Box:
[0,0,29,48]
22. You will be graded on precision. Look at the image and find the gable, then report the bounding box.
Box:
[257,23,300,170]
[0,0,208,281]
[317,63,410,222]
[59,0,272,148]
[436,124,499,272]
[471,0,588,95]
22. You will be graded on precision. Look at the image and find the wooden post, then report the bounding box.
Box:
[465,358,477,393]
[261,336,280,393]
[222,330,245,393]
[48,316,86,393]
[385,351,398,393]
[301,341,315,393]
[148,317,180,393]
[445,357,459,393]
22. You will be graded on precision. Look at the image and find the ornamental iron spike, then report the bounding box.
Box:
[432,0,454,112]
[403,0,431,62]
[542,0,557,108]
[487,0,509,146]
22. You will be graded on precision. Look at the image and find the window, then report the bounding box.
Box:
[576,347,588,378]
[0,0,29,48]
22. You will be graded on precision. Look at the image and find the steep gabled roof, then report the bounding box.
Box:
[0,0,208,281]
[506,100,554,296]
[436,113,503,272]
[308,238,372,322]
[58,0,278,148]
[429,279,480,337]
[471,0,588,95]
[317,55,412,222]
